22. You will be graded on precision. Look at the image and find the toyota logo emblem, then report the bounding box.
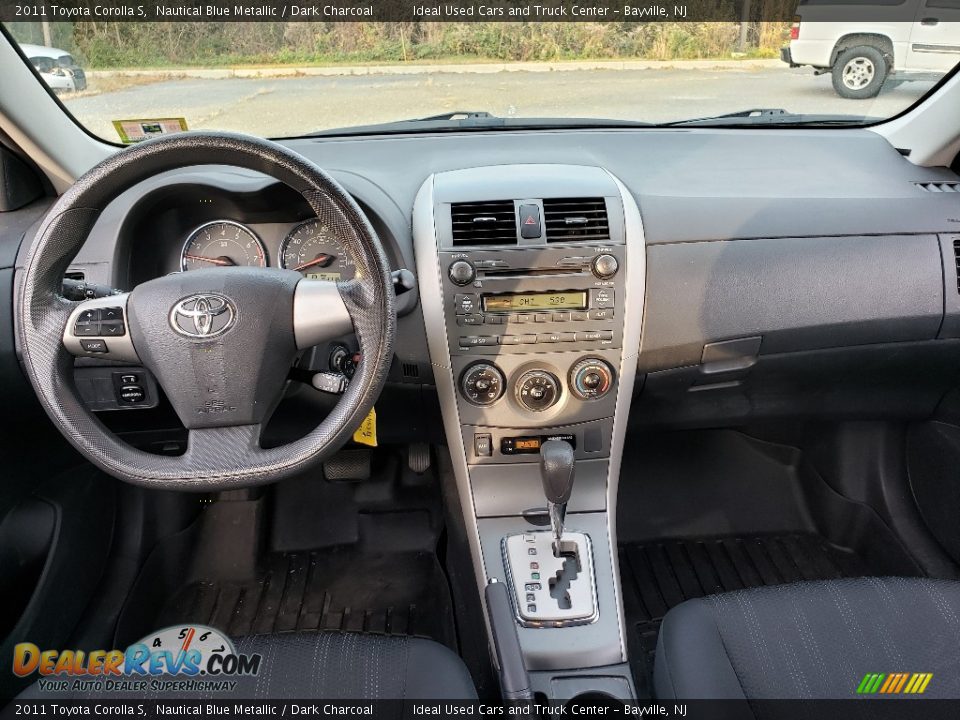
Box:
[169,294,236,338]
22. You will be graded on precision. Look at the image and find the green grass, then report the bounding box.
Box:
[7,20,790,70]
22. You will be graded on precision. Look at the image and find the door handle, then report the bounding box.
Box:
[921,17,940,26]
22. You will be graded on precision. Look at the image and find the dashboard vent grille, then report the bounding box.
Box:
[450,201,517,246]
[543,198,609,242]
[954,238,960,294]
[915,181,960,193]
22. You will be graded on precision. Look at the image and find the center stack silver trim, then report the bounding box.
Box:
[412,165,646,670]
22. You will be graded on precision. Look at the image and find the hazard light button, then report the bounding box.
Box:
[519,204,542,239]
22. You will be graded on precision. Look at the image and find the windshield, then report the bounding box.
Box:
[4,3,960,140]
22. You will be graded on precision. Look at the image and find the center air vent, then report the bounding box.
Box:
[450,201,517,246]
[915,181,960,193]
[954,238,960,293]
[543,198,609,242]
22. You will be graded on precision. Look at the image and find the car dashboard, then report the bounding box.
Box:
[9,126,957,433]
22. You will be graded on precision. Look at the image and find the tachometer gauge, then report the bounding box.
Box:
[181,221,267,271]
[280,219,355,281]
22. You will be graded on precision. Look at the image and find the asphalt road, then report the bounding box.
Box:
[63,65,936,140]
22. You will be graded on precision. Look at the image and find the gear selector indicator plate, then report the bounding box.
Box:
[502,530,598,627]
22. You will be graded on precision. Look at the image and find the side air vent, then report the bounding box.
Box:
[543,198,609,242]
[915,181,960,193]
[954,238,960,294]
[450,201,518,246]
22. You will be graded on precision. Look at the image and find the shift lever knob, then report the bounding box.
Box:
[540,440,575,550]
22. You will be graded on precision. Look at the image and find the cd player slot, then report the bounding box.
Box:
[480,267,586,279]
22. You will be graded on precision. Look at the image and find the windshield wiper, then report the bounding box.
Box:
[662,108,876,127]
[416,111,497,121]
[306,113,653,137]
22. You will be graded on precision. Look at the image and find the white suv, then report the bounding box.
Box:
[20,43,87,94]
[782,1,960,98]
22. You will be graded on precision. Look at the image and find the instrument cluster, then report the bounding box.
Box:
[179,218,355,281]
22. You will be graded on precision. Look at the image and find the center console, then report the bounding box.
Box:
[413,165,645,700]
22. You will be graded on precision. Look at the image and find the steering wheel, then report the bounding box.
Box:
[16,132,395,491]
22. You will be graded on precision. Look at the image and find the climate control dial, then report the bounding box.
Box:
[569,358,615,401]
[515,370,561,413]
[460,362,506,406]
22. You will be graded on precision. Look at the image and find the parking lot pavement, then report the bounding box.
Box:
[63,64,935,140]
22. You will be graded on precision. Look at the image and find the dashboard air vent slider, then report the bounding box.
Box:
[450,201,518,246]
[915,181,960,193]
[543,198,610,242]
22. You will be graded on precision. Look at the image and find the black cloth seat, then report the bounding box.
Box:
[655,577,960,700]
[20,631,477,700]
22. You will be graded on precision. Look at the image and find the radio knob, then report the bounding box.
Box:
[515,370,561,413]
[591,254,619,279]
[448,260,476,286]
[570,358,615,401]
[460,362,505,406]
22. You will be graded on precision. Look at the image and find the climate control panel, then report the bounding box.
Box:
[456,356,617,417]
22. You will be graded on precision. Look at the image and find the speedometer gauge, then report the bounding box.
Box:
[280,220,355,281]
[181,221,267,271]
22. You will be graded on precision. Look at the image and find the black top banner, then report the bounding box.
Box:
[0,0,951,23]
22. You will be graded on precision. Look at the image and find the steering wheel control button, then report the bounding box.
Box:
[77,308,101,323]
[448,260,476,286]
[100,320,126,336]
[515,370,561,412]
[474,433,493,457]
[519,204,542,239]
[80,339,108,353]
[591,254,620,279]
[460,363,506,406]
[74,321,100,336]
[101,306,123,321]
[570,358,615,401]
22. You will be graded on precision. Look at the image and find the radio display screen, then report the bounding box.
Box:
[482,291,587,313]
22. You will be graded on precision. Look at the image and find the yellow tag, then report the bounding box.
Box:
[352,406,378,447]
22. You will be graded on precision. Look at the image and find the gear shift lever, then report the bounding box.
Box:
[539,439,575,553]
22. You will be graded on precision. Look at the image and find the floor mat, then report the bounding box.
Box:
[154,547,456,650]
[619,532,873,696]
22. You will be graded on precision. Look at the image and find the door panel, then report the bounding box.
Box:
[907,3,960,71]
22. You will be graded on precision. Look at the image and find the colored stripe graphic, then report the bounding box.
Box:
[857,673,932,694]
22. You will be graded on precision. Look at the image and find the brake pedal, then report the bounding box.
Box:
[323,449,372,482]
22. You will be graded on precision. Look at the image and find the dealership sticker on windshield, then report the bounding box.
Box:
[112,117,188,144]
